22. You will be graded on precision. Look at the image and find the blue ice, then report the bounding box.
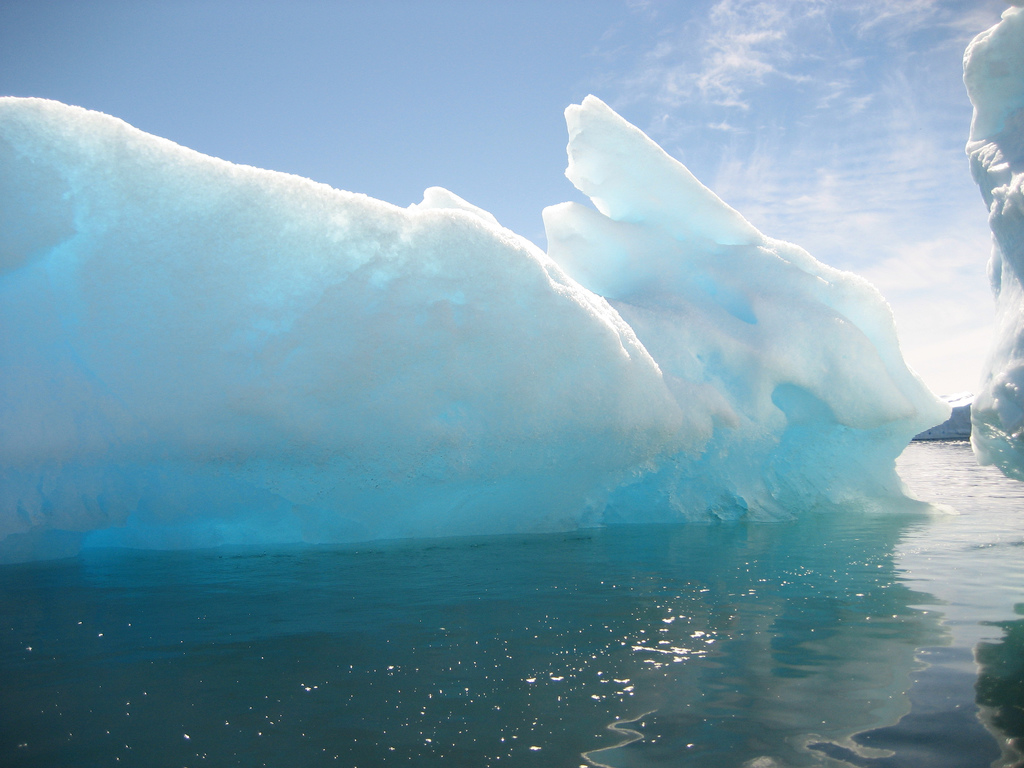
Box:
[0,95,947,562]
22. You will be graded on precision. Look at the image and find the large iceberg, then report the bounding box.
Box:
[964,5,1024,479]
[0,96,945,562]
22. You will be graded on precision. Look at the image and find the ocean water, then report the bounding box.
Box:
[1,441,1022,768]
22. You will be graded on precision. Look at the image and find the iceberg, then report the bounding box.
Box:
[913,393,973,441]
[0,96,945,562]
[964,5,1024,480]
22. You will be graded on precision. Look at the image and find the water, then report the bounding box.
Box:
[1,442,1021,768]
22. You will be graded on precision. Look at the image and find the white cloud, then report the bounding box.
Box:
[846,0,1005,39]
[845,0,942,35]
[707,120,743,132]
[627,0,833,110]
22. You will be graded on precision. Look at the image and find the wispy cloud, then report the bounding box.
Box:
[696,0,826,108]
[618,0,832,111]
[845,0,1004,41]
[845,0,943,35]
[608,0,1005,125]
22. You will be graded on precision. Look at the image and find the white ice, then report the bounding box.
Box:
[964,5,1024,479]
[0,95,946,562]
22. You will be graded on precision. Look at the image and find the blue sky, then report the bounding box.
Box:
[0,0,1010,395]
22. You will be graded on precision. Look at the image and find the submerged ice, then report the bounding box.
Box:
[0,95,946,562]
[964,5,1024,479]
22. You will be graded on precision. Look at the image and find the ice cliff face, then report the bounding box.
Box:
[964,5,1024,479]
[546,97,946,520]
[0,96,946,562]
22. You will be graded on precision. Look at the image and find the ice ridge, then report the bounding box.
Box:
[0,96,946,562]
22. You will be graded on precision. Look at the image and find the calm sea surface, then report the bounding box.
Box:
[1,441,1022,767]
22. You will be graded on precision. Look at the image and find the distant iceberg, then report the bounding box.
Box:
[964,5,1024,479]
[914,393,973,441]
[0,96,946,562]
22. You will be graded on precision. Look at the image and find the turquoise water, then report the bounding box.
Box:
[1,441,1022,767]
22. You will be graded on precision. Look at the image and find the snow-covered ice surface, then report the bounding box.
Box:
[965,5,1024,479]
[0,96,946,562]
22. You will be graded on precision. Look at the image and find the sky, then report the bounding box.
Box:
[0,0,1011,396]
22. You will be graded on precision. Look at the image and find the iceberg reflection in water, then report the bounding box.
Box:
[0,442,1021,768]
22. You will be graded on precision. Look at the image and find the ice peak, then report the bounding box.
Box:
[563,95,761,247]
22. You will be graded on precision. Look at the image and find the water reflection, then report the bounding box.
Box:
[808,644,1001,768]
[584,516,946,768]
[976,606,1024,765]
[3,442,1023,767]
[1,507,956,768]
[894,442,1024,768]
